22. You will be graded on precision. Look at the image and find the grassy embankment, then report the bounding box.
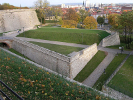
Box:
[29,42,83,56]
[0,49,113,100]
[17,27,110,45]
[108,55,133,98]
[93,54,127,91]
[74,51,107,82]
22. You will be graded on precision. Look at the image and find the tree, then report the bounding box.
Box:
[34,0,49,25]
[83,16,97,29]
[61,20,77,28]
[119,11,133,48]
[78,9,89,23]
[97,16,104,28]
[63,8,80,23]
[108,14,120,30]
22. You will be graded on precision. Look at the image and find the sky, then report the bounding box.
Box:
[0,0,133,7]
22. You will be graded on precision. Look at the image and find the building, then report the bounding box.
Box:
[85,0,90,7]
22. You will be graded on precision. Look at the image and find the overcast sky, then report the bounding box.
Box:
[0,0,133,7]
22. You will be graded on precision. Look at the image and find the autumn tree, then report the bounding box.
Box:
[83,16,97,29]
[78,9,89,23]
[35,0,49,25]
[50,6,62,21]
[63,8,80,23]
[108,14,120,29]
[61,20,77,28]
[0,3,29,10]
[97,16,104,28]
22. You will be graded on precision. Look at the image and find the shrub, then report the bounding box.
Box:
[61,20,77,28]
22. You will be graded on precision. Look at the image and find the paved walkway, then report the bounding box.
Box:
[82,52,116,87]
[16,37,89,48]
[16,37,132,55]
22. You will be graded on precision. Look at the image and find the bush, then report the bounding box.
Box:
[61,20,77,28]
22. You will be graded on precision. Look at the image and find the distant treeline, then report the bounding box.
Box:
[0,3,29,10]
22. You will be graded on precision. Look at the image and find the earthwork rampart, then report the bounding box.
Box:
[12,38,98,79]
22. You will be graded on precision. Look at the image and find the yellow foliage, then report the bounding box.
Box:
[108,14,120,27]
[83,16,97,29]
[61,20,77,28]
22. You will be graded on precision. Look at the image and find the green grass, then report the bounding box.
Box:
[74,51,107,82]
[17,27,110,45]
[108,55,133,98]
[0,49,113,100]
[29,42,83,56]
[8,48,30,60]
[93,54,127,91]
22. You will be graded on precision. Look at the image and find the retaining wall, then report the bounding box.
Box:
[12,38,98,79]
[0,9,40,33]
[99,32,120,47]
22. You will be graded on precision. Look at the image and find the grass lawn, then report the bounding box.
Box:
[0,49,113,100]
[17,27,110,45]
[108,55,133,98]
[93,54,127,91]
[74,51,107,82]
[29,42,83,56]
[8,48,30,60]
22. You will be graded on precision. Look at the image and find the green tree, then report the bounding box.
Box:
[83,16,97,29]
[78,9,89,23]
[35,0,49,25]
[119,11,133,48]
[97,16,104,28]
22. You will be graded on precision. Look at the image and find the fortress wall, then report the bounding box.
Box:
[12,38,70,77]
[70,43,98,79]
[0,9,40,33]
[12,38,97,79]
[100,33,120,47]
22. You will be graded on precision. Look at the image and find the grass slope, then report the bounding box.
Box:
[29,42,83,56]
[74,51,106,82]
[0,49,113,100]
[108,55,133,98]
[17,27,110,45]
[93,54,127,91]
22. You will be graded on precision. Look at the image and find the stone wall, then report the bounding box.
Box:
[99,32,120,47]
[12,38,98,79]
[70,43,98,79]
[102,86,133,100]
[0,9,40,33]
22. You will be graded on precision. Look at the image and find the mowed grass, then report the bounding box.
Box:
[74,51,107,82]
[17,27,110,45]
[108,55,133,98]
[93,54,127,91]
[8,48,31,60]
[0,49,113,100]
[29,41,83,56]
